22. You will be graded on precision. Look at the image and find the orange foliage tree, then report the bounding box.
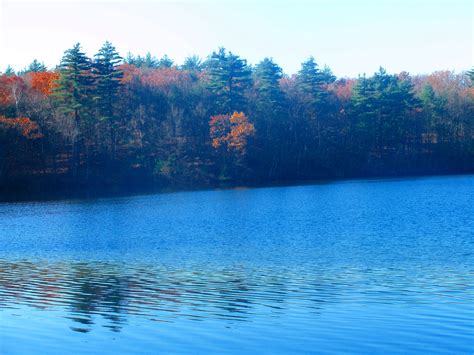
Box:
[141,67,193,95]
[333,79,355,102]
[29,71,59,96]
[332,78,355,114]
[118,63,141,84]
[210,112,255,154]
[0,115,43,139]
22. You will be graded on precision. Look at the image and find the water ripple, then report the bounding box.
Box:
[1,176,474,353]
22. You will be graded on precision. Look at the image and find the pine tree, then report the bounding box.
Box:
[4,65,15,76]
[158,55,174,68]
[26,59,47,73]
[296,57,336,148]
[351,68,419,156]
[297,57,335,108]
[419,83,446,137]
[124,52,136,65]
[53,43,94,125]
[93,41,123,122]
[252,58,286,177]
[125,52,157,68]
[53,43,94,177]
[468,68,474,85]
[144,52,158,68]
[254,58,284,108]
[181,55,203,71]
[206,48,252,113]
[253,57,285,136]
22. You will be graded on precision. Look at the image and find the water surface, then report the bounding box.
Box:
[1,176,473,353]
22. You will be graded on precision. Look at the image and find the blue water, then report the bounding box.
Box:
[1,175,473,353]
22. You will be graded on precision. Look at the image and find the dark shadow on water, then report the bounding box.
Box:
[1,172,472,204]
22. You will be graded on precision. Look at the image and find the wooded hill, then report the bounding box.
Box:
[1,42,473,197]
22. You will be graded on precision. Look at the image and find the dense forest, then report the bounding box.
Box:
[1,42,473,197]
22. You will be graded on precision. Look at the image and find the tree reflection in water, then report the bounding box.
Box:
[0,260,335,333]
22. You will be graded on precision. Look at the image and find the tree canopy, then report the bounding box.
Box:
[1,42,473,197]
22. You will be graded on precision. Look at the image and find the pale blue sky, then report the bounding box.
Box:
[0,0,472,77]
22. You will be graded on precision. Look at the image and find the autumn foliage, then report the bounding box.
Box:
[0,42,472,194]
[333,79,355,102]
[0,75,25,106]
[29,71,59,96]
[210,112,255,153]
[119,63,141,84]
[0,76,12,105]
[0,115,43,139]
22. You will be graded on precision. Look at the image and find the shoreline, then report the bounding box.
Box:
[1,170,472,204]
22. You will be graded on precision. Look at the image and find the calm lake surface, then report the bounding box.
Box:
[1,175,473,353]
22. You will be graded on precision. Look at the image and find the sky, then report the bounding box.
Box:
[0,0,472,77]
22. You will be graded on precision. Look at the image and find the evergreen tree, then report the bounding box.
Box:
[144,52,158,68]
[253,58,285,138]
[254,58,284,108]
[468,68,474,85]
[206,48,252,113]
[53,43,94,124]
[350,74,378,137]
[251,58,286,177]
[93,41,123,122]
[296,57,336,149]
[124,52,136,65]
[297,57,335,106]
[52,43,94,177]
[26,59,47,73]
[181,55,203,71]
[126,52,158,68]
[4,65,15,76]
[158,55,174,68]
[351,68,419,158]
[419,83,446,138]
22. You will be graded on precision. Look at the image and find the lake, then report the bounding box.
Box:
[0,175,473,353]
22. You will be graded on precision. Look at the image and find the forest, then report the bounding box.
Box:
[1,42,473,196]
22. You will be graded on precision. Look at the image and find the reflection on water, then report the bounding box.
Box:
[1,261,336,333]
[1,259,473,353]
[1,176,474,353]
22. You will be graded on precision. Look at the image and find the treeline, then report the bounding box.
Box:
[1,42,473,196]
